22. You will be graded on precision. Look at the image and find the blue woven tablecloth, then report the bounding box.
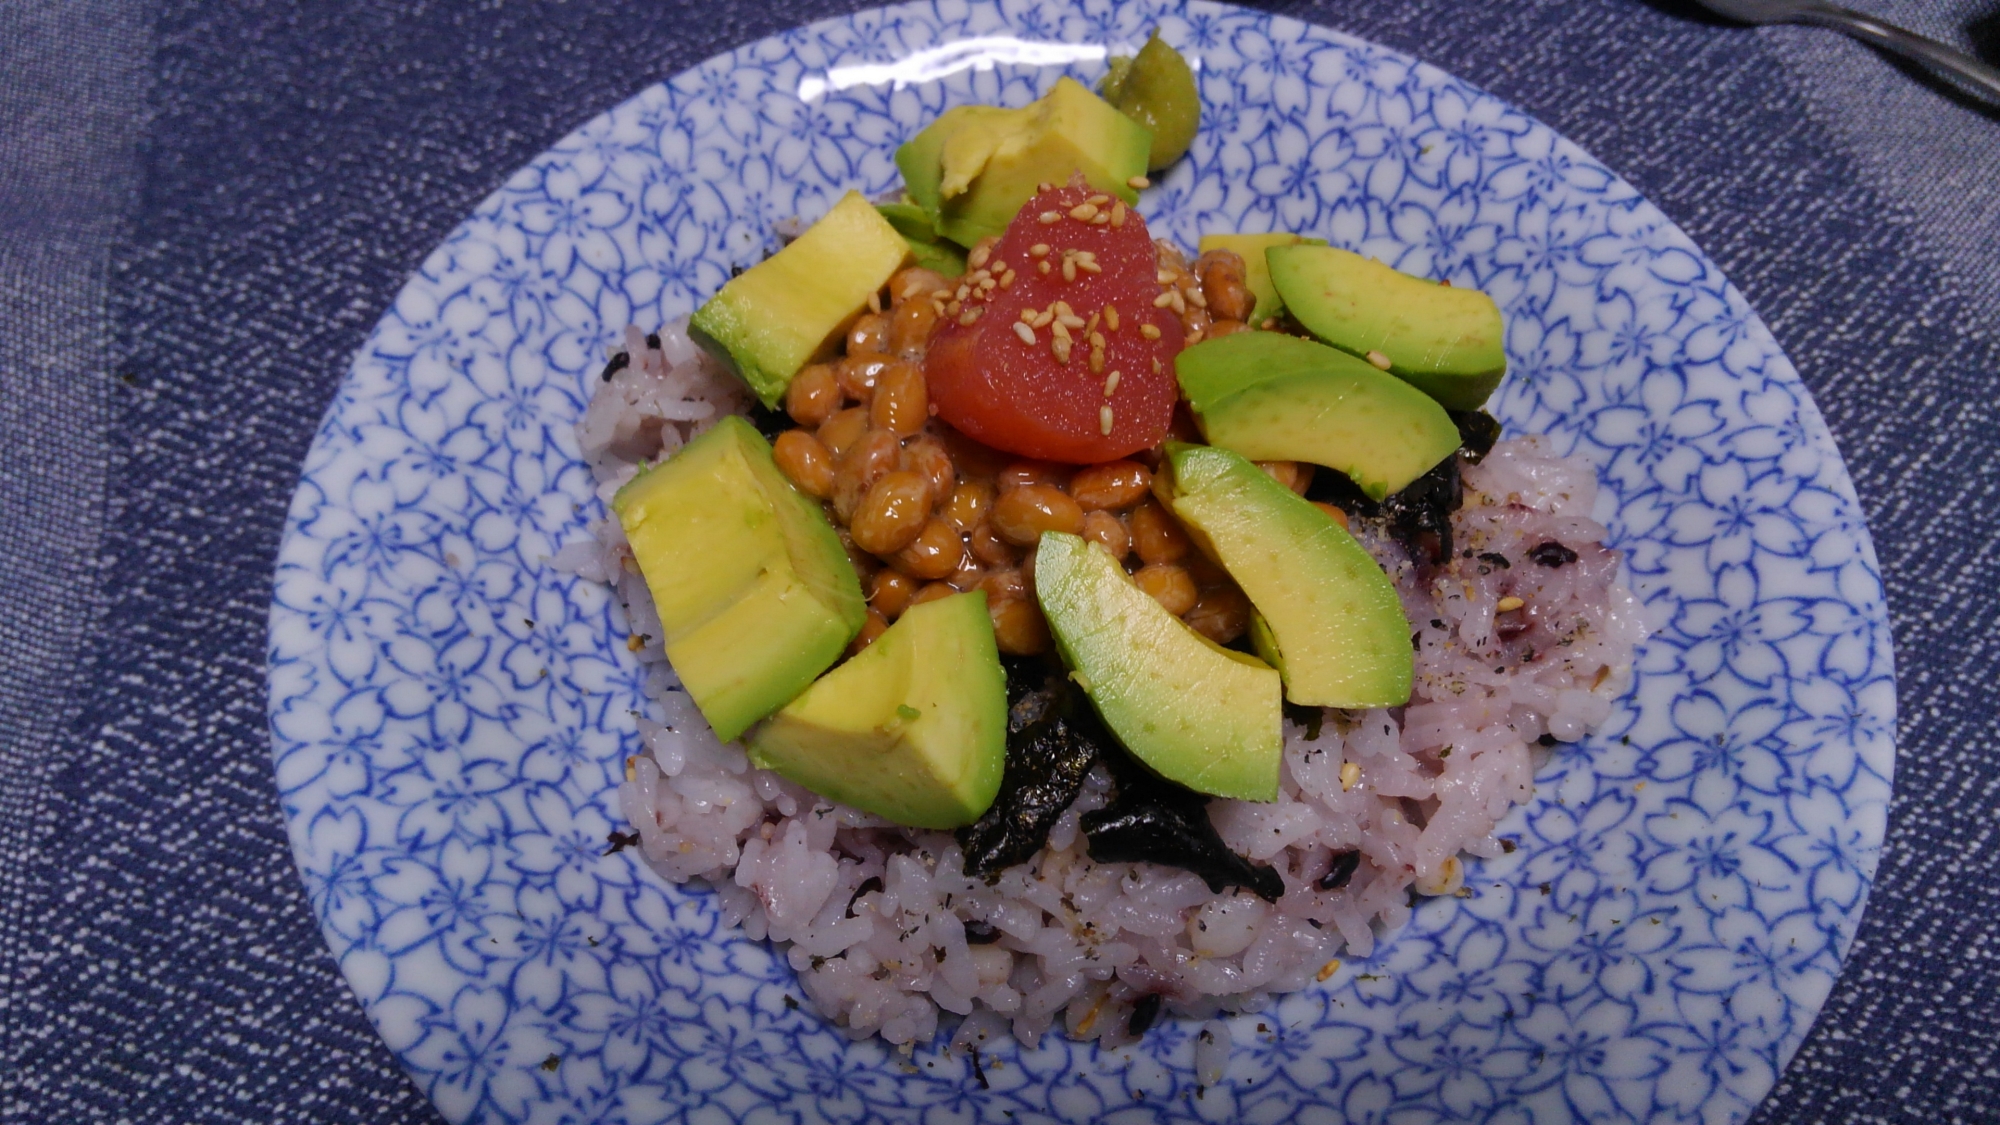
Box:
[3,1,1995,1120]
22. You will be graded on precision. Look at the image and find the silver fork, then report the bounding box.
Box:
[1691,0,2000,99]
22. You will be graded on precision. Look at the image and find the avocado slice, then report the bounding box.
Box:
[1176,332,1461,500]
[612,416,866,741]
[896,78,1152,250]
[690,191,912,409]
[1266,243,1506,410]
[1034,532,1282,802]
[875,201,967,276]
[1161,444,1413,709]
[747,592,1007,829]
[1195,233,1325,324]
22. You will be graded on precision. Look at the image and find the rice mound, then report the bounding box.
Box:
[555,317,1646,1052]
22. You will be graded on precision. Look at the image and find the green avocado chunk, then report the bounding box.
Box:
[612,416,867,742]
[1100,30,1201,172]
[876,201,967,276]
[1266,243,1507,410]
[895,77,1151,249]
[1176,332,1461,500]
[1161,444,1414,709]
[690,191,912,409]
[747,591,1007,829]
[1035,531,1282,802]
[1195,233,1326,324]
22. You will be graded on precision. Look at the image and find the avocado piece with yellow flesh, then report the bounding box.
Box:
[1195,233,1326,323]
[1176,332,1460,500]
[876,201,967,276]
[1266,243,1506,410]
[747,592,1006,829]
[612,416,866,741]
[896,78,1152,249]
[1034,531,1282,802]
[1099,30,1200,172]
[690,192,912,409]
[1161,444,1413,709]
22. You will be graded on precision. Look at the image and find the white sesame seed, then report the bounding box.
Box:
[1157,270,1175,284]
[1062,258,1077,282]
[1038,181,1054,193]
[1091,213,1109,225]
[1127,175,1150,190]
[1140,323,1161,339]
[1496,596,1526,612]
[1030,243,1050,257]
[959,307,982,325]
[1103,370,1121,396]
[1089,348,1104,373]
[1151,357,1162,374]
[968,245,991,269]
[1169,289,1187,315]
[1051,321,1072,343]
[1110,200,1126,228]
[1075,256,1102,273]
[1032,309,1053,328]
[1186,326,1204,345]
[1100,405,1114,434]
[1088,331,1104,349]
[1013,321,1037,345]
[1366,349,1392,370]
[1053,301,1073,318]
[1186,287,1207,309]
[1086,194,1111,207]
[999,270,1016,288]
[955,284,971,301]
[988,260,1007,275]
[1020,309,1037,323]
[1153,290,1175,309]
[1039,211,1061,224]
[1053,337,1073,364]
[1104,305,1120,332]
[1058,314,1086,329]
[1340,761,1361,791]
[1069,203,1098,221]
[1037,260,1052,275]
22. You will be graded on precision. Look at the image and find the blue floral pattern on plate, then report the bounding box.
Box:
[265,1,1895,1121]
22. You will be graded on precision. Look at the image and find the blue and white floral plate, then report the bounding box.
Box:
[265,1,1895,1121]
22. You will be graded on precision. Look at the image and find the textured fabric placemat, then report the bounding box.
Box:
[2,1,1994,1121]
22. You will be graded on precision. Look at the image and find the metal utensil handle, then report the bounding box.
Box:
[1801,4,2000,99]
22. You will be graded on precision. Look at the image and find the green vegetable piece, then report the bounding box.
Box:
[747,591,1007,829]
[1195,232,1327,323]
[1175,331,1460,499]
[1266,243,1507,411]
[895,78,1150,250]
[1100,30,1201,172]
[690,191,912,409]
[876,201,967,276]
[612,416,867,741]
[1161,443,1414,708]
[1035,531,1282,802]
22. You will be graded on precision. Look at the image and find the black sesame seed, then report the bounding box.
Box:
[1127,993,1164,1036]
[1317,850,1362,891]
[1479,552,1511,569]
[963,921,1002,945]
[1528,541,1578,568]
[599,351,629,382]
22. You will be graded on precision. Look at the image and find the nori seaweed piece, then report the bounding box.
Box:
[1450,409,1501,462]
[1381,455,1461,568]
[1528,541,1578,568]
[957,665,1107,877]
[744,400,793,440]
[1081,743,1285,903]
[1315,850,1361,891]
[1283,701,1324,742]
[962,921,1002,945]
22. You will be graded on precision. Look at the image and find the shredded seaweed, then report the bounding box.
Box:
[599,351,629,382]
[1283,701,1325,742]
[1127,993,1164,1036]
[1450,409,1501,462]
[1316,850,1361,891]
[956,661,1106,877]
[602,829,641,856]
[1081,743,1285,902]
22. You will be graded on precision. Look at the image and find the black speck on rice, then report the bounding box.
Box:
[554,315,1645,1053]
